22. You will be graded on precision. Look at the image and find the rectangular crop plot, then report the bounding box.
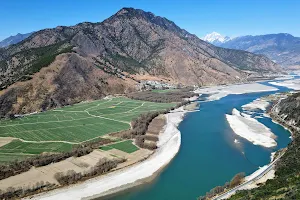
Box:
[0,140,73,154]
[101,140,139,153]
[0,153,33,163]
[99,146,113,151]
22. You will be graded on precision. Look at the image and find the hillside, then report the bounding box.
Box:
[0,8,280,118]
[218,33,300,67]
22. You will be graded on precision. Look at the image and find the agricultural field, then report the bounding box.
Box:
[0,140,73,154]
[0,153,33,163]
[100,140,139,153]
[0,97,175,163]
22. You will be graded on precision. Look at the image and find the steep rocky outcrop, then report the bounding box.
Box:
[0,8,281,117]
[275,92,300,127]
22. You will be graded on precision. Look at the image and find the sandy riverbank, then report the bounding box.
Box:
[194,82,278,101]
[269,79,300,90]
[242,98,270,111]
[27,107,187,200]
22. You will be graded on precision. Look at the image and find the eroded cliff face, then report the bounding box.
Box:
[0,8,281,117]
[275,92,300,128]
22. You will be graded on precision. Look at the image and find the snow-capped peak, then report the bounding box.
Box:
[202,32,231,44]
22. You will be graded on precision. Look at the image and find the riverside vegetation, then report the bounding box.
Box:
[0,157,126,199]
[198,173,245,200]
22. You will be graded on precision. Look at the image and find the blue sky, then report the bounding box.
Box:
[0,0,299,40]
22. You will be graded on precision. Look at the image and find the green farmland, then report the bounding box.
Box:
[100,140,139,153]
[0,153,33,164]
[0,97,175,162]
[0,140,73,154]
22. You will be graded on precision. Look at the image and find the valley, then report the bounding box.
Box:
[0,3,299,200]
[0,8,281,120]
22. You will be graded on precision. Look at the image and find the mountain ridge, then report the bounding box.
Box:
[0,7,281,118]
[0,32,34,48]
[203,32,300,67]
[202,32,231,45]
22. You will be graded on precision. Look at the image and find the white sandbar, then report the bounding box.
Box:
[226,108,277,148]
[242,98,270,111]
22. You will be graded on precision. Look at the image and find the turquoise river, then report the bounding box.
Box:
[107,80,293,200]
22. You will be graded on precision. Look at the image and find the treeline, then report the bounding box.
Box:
[54,158,125,186]
[198,172,245,200]
[0,138,113,181]
[0,181,56,199]
[135,135,157,150]
[121,101,189,150]
[126,89,196,103]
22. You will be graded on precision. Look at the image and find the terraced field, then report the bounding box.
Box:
[100,140,139,153]
[0,97,175,162]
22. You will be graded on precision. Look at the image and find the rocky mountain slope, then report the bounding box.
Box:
[0,8,281,117]
[0,32,33,48]
[275,92,300,127]
[217,33,300,67]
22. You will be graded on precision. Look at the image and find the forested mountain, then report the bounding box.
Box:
[0,8,280,117]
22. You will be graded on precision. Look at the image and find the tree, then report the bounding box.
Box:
[230,172,245,188]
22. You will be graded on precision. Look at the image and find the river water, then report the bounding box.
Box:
[107,81,292,200]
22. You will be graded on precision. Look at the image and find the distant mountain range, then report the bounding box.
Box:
[0,8,280,118]
[203,32,300,67]
[201,32,231,45]
[0,32,34,48]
